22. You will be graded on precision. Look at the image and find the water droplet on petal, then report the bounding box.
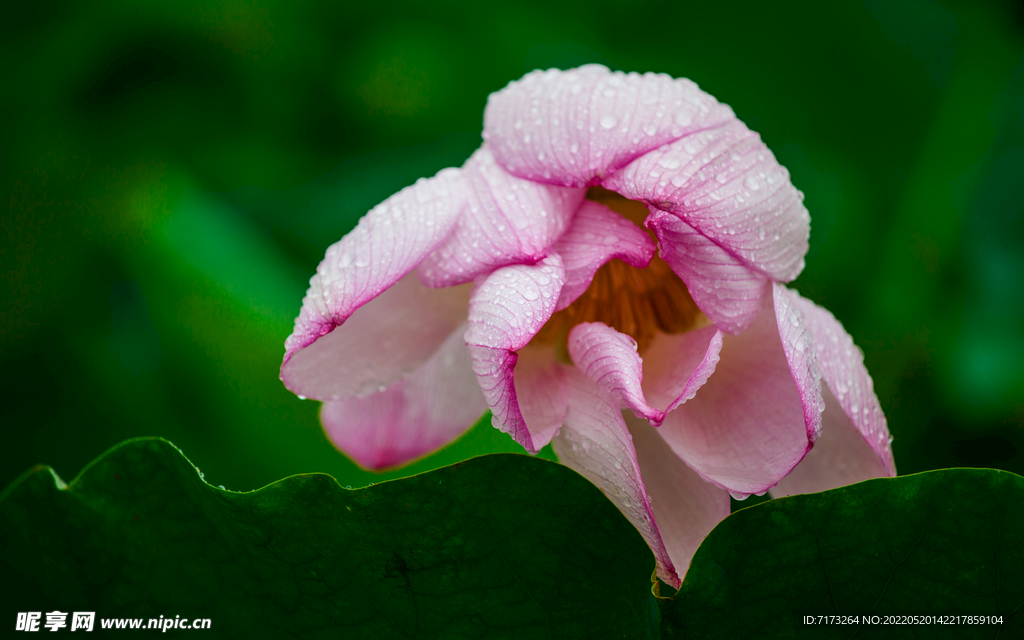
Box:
[600,114,618,129]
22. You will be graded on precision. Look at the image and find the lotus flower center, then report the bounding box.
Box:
[532,187,705,355]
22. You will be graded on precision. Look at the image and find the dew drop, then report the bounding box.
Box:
[600,114,618,129]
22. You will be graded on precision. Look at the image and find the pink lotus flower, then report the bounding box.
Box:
[281,65,896,587]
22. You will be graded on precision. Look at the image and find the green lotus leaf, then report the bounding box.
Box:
[0,438,658,639]
[661,468,1024,638]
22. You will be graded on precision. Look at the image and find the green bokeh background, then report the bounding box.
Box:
[3,0,1023,494]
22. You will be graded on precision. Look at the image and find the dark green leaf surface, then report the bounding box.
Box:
[0,438,657,639]
[662,469,1024,639]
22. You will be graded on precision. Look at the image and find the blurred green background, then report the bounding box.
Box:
[3,0,1022,493]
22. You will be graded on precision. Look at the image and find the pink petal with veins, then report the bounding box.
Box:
[604,120,808,286]
[513,346,570,450]
[568,322,663,423]
[283,167,468,366]
[656,286,821,496]
[648,211,771,334]
[417,146,584,288]
[484,65,734,188]
[771,290,895,496]
[552,367,679,587]
[550,199,656,311]
[320,323,487,470]
[641,326,725,414]
[282,273,471,401]
[624,411,730,580]
[465,255,566,452]
[616,118,810,335]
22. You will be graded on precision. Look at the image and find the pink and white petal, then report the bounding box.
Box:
[551,199,656,311]
[417,147,585,287]
[641,326,724,414]
[282,273,472,401]
[283,167,468,365]
[484,65,734,188]
[604,120,809,286]
[770,290,895,496]
[567,322,663,423]
[656,286,822,496]
[623,411,730,579]
[649,211,771,334]
[465,255,566,452]
[512,345,570,450]
[552,367,679,587]
[770,387,891,497]
[788,289,893,475]
[320,322,487,470]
